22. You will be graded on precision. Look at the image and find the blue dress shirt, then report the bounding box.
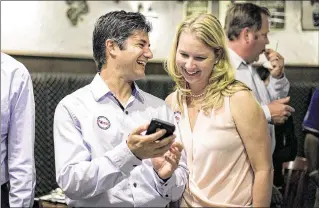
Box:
[1,52,36,207]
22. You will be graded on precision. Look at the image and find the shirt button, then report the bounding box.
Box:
[125,111,128,115]
[133,165,137,167]
[133,182,137,188]
[165,194,168,197]
[164,184,167,186]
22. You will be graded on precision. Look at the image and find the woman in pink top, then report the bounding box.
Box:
[165,13,273,207]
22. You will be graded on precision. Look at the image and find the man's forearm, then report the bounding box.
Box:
[267,75,290,100]
[252,170,273,207]
[8,72,36,207]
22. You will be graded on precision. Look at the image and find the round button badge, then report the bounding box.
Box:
[97,116,111,130]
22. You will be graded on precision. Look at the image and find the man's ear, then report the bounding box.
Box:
[106,39,117,56]
[241,27,250,43]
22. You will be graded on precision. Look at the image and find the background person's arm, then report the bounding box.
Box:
[230,90,273,207]
[8,67,36,207]
[267,75,290,100]
[264,49,290,100]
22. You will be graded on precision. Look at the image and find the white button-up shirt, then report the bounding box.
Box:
[228,48,290,154]
[1,52,36,207]
[54,73,188,207]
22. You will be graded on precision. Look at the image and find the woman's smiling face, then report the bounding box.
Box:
[175,31,217,87]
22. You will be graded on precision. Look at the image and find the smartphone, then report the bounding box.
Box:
[146,118,175,140]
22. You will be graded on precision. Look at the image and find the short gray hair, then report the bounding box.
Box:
[224,3,270,41]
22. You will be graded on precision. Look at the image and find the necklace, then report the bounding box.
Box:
[190,92,205,98]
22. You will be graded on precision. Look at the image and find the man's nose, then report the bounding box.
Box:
[265,37,270,45]
[144,47,153,59]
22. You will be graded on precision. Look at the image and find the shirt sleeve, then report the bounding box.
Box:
[152,107,189,202]
[267,74,290,100]
[54,101,142,200]
[8,68,36,207]
[261,104,272,123]
[152,150,188,202]
[303,89,319,136]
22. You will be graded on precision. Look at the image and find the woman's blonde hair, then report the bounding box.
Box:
[165,13,250,114]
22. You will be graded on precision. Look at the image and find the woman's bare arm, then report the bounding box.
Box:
[230,90,273,207]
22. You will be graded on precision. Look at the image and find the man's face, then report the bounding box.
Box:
[114,30,153,81]
[247,13,270,63]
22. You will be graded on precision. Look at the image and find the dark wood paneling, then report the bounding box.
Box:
[285,67,319,82]
[11,55,170,75]
[12,55,97,74]
[10,55,319,82]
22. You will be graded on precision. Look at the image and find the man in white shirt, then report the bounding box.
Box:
[224,3,296,205]
[1,52,36,208]
[224,3,295,153]
[53,10,188,207]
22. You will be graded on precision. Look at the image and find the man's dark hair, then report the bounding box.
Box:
[224,3,270,41]
[92,10,152,71]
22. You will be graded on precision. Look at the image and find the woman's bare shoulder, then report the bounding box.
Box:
[165,92,175,108]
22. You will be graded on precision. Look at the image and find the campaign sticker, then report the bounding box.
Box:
[174,111,181,124]
[97,116,111,130]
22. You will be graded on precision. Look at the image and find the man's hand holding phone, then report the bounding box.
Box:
[127,118,183,179]
[127,122,176,160]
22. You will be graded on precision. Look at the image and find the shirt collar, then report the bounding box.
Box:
[90,73,145,102]
[131,82,145,103]
[227,48,248,70]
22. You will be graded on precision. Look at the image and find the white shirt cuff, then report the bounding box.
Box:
[153,170,177,199]
[261,104,272,122]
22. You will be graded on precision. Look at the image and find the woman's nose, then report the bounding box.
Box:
[185,58,195,69]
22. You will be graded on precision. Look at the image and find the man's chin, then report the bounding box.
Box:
[134,73,145,80]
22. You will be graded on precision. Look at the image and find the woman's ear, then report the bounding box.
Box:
[214,47,223,63]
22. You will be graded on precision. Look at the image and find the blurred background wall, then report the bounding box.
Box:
[1,1,318,80]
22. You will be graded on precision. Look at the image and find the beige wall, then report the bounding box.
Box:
[1,1,318,65]
[1,1,184,62]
